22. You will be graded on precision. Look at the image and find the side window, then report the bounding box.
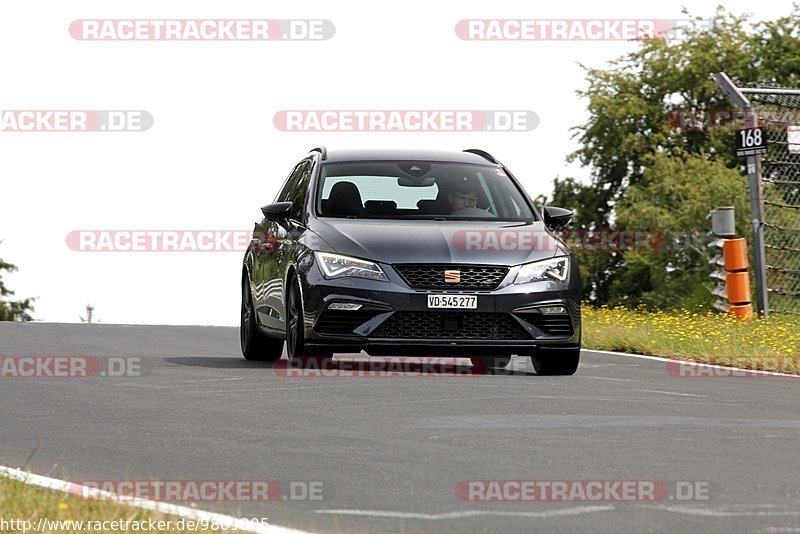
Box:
[289,160,313,221]
[276,162,306,203]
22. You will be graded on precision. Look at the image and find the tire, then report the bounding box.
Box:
[240,275,284,362]
[286,275,333,360]
[530,348,580,376]
[470,356,511,373]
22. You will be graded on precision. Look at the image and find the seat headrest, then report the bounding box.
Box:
[325,182,363,216]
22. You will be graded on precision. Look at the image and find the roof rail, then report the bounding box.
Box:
[463,149,497,164]
[310,146,328,160]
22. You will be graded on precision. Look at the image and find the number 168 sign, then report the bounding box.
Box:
[735,127,768,157]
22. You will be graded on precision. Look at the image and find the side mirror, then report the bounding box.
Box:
[543,205,573,229]
[261,202,292,221]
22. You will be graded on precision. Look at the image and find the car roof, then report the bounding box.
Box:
[319,148,498,165]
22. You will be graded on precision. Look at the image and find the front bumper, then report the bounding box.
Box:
[300,262,581,356]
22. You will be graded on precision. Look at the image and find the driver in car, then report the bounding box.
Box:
[448,178,480,213]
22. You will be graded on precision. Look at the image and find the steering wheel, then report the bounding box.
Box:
[451,207,496,217]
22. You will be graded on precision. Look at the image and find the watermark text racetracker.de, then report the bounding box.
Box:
[666,108,800,133]
[456,229,719,254]
[455,229,665,253]
[0,357,141,378]
[69,19,335,41]
[274,356,479,378]
[66,230,258,252]
[456,480,713,502]
[667,356,800,378]
[455,18,716,41]
[273,110,539,132]
[69,480,329,502]
[0,517,270,533]
[0,110,152,132]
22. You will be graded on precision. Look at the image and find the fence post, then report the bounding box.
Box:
[712,72,769,317]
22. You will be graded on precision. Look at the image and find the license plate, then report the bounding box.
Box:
[427,295,478,309]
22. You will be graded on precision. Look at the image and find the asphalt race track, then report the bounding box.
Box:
[1,323,799,533]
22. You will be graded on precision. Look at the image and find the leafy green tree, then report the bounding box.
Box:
[0,247,34,321]
[548,6,800,306]
[548,178,623,304]
[612,151,750,308]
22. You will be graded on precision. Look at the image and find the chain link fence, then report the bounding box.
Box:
[745,88,800,315]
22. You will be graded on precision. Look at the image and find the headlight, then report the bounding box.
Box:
[315,252,389,282]
[514,256,570,284]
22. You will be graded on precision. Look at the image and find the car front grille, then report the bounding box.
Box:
[394,264,509,290]
[519,313,574,337]
[372,312,530,340]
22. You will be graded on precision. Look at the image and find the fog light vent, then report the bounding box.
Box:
[540,306,567,315]
[328,302,363,311]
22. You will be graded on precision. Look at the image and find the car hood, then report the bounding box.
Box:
[308,218,567,266]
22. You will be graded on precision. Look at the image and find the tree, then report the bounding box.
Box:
[0,248,35,321]
[548,6,800,306]
[611,151,750,308]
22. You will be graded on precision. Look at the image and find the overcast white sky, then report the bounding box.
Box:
[1,0,795,325]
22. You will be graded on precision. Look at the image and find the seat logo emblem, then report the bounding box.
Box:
[444,270,461,284]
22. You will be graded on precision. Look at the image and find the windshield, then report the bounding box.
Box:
[316,161,536,221]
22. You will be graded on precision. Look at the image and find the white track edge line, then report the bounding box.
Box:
[313,505,614,519]
[0,466,311,534]
[584,349,800,379]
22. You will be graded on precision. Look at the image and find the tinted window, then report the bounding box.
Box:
[276,161,307,204]
[289,160,313,221]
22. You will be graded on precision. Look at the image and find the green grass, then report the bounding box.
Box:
[582,305,800,374]
[0,474,245,533]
